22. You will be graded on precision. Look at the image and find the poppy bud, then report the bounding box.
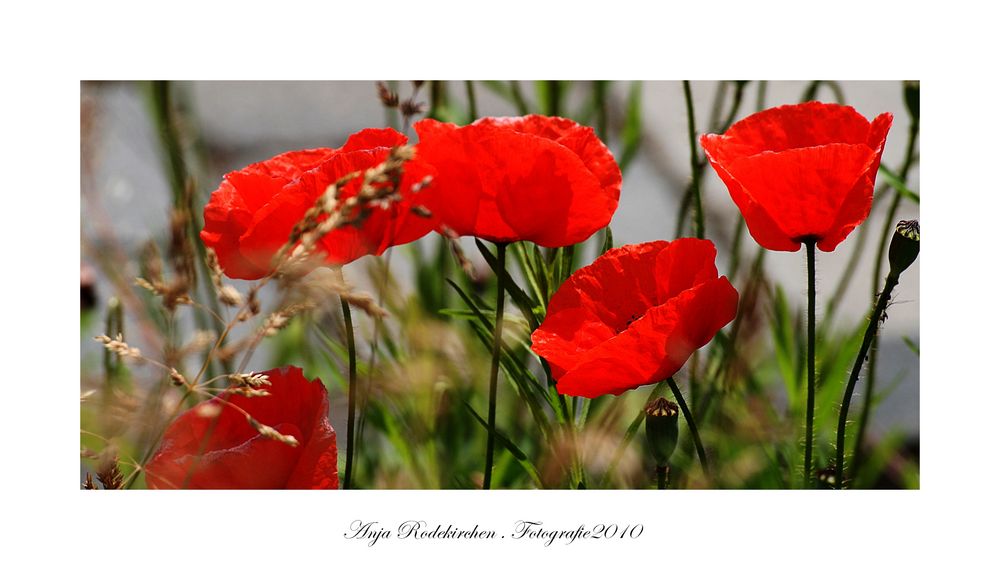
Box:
[645,397,680,466]
[903,81,919,122]
[888,219,920,278]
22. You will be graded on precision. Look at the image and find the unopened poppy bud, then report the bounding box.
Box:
[645,397,680,466]
[888,219,919,278]
[903,81,919,122]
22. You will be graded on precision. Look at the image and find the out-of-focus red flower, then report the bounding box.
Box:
[145,366,338,489]
[701,102,892,252]
[530,239,738,398]
[413,115,621,247]
[201,128,437,280]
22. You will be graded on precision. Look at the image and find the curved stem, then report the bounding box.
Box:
[483,242,507,489]
[835,273,899,488]
[804,239,817,488]
[858,120,919,473]
[666,376,709,479]
[341,297,358,490]
[682,80,705,239]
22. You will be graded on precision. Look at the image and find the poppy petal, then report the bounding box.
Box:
[204,128,439,277]
[712,102,872,162]
[531,239,738,398]
[817,112,894,252]
[726,144,876,243]
[340,127,408,153]
[145,366,338,489]
[552,277,738,397]
[414,116,620,247]
[702,135,801,251]
[654,238,720,302]
[701,103,893,252]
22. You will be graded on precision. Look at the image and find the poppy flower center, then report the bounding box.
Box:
[616,312,642,334]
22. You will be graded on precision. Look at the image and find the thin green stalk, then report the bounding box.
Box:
[755,80,768,111]
[727,215,746,282]
[656,465,669,490]
[856,116,919,469]
[355,254,392,471]
[593,80,608,140]
[682,81,705,239]
[835,273,899,488]
[600,383,667,488]
[716,81,747,133]
[483,242,507,489]
[698,248,766,421]
[341,298,358,490]
[544,80,561,116]
[464,80,477,124]
[666,376,709,478]
[821,190,884,332]
[428,81,449,121]
[509,81,530,115]
[148,81,228,376]
[673,190,694,239]
[804,239,817,487]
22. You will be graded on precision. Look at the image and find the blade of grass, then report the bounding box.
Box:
[464,402,544,488]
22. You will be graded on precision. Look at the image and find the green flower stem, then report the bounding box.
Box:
[666,376,710,478]
[483,242,508,490]
[835,272,899,488]
[464,80,477,124]
[341,297,358,490]
[857,117,919,471]
[656,465,669,490]
[682,80,705,239]
[804,239,817,488]
[148,81,228,376]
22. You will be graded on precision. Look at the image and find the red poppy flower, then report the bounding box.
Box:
[145,366,338,489]
[700,102,893,252]
[413,115,621,247]
[530,239,738,398]
[201,128,437,279]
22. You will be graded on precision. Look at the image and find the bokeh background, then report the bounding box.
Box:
[80,81,919,488]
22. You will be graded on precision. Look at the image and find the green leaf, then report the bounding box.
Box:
[618,81,643,172]
[474,239,541,329]
[481,81,531,115]
[445,278,555,435]
[445,278,493,332]
[535,80,564,116]
[600,225,614,255]
[511,242,547,308]
[770,285,802,409]
[463,402,543,488]
[903,336,920,356]
[878,164,920,204]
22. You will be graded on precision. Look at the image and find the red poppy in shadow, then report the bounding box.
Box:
[201,128,437,279]
[413,115,621,247]
[701,102,892,252]
[530,239,738,398]
[145,366,338,489]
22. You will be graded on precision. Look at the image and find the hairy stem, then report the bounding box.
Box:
[666,376,710,479]
[856,114,919,474]
[835,273,899,488]
[804,239,817,488]
[682,80,705,239]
